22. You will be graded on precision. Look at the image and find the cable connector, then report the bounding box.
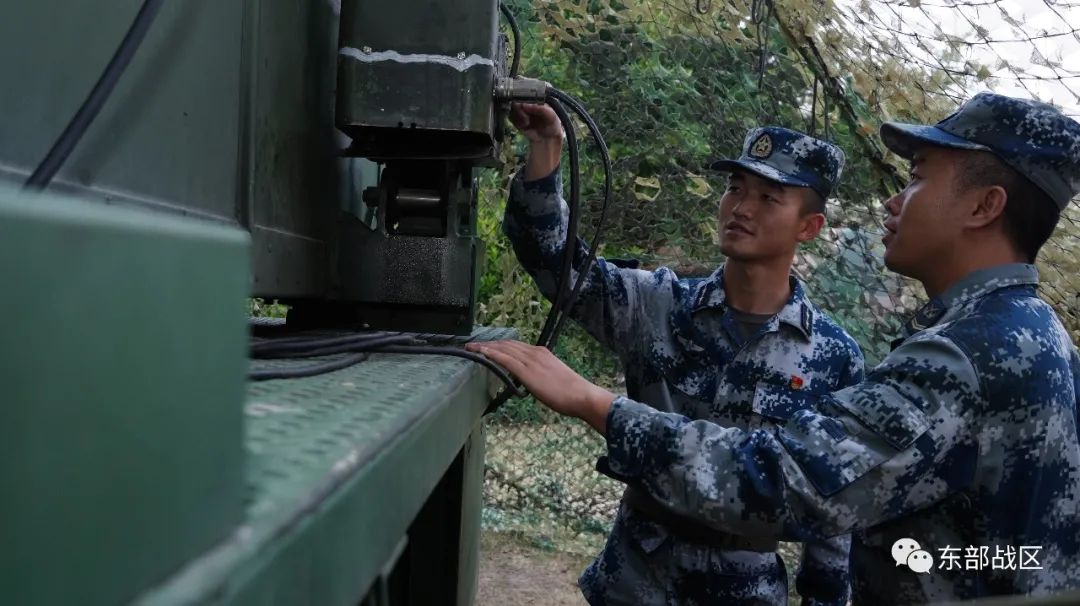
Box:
[494,77,551,103]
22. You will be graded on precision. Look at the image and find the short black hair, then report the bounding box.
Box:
[801,189,826,215]
[953,151,1061,263]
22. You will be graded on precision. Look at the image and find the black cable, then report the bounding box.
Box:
[486,87,612,415]
[250,331,399,352]
[24,0,166,190]
[248,333,524,396]
[253,335,418,359]
[375,345,526,397]
[484,388,516,416]
[251,333,407,357]
[539,92,581,348]
[544,88,613,349]
[250,353,371,381]
[537,96,580,348]
[499,3,522,79]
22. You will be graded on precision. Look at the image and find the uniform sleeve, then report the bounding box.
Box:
[841,341,867,387]
[795,534,851,606]
[504,167,673,359]
[795,339,864,606]
[1072,349,1079,423]
[597,329,981,541]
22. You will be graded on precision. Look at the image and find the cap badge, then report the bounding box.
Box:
[750,134,773,159]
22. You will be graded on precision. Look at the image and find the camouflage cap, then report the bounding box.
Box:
[880,92,1080,210]
[710,126,846,200]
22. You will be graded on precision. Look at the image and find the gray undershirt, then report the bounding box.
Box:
[728,308,774,341]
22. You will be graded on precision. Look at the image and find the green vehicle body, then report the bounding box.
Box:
[1,1,501,604]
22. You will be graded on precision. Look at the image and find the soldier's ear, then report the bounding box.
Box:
[968,184,1008,229]
[797,212,826,242]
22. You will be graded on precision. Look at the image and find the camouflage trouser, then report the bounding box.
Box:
[578,505,789,606]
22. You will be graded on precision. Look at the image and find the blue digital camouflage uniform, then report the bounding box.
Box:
[504,127,865,605]
[595,93,1080,604]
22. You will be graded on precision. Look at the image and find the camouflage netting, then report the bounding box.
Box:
[480,0,1080,556]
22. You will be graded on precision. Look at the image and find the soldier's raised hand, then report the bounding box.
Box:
[509,103,564,143]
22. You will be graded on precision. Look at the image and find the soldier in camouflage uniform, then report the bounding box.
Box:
[495,103,865,605]
[471,92,1080,604]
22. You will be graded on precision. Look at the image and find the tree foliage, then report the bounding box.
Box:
[478,0,1079,376]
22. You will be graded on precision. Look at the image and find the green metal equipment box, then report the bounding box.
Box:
[0,185,250,605]
[0,0,508,604]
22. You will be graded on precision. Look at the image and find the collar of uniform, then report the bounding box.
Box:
[692,266,815,340]
[939,263,1039,309]
[904,263,1039,335]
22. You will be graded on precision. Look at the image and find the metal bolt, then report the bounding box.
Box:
[361,46,372,53]
[456,52,466,60]
[362,186,381,207]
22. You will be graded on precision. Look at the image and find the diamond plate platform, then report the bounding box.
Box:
[134,326,516,606]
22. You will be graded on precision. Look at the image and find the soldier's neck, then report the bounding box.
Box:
[920,237,1027,299]
[722,258,793,315]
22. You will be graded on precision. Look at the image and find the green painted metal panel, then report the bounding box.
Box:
[456,429,486,606]
[0,185,250,606]
[134,328,513,606]
[0,0,244,223]
[243,0,341,298]
[0,0,346,299]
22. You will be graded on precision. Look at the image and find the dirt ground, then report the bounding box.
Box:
[476,530,807,605]
[476,531,593,606]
